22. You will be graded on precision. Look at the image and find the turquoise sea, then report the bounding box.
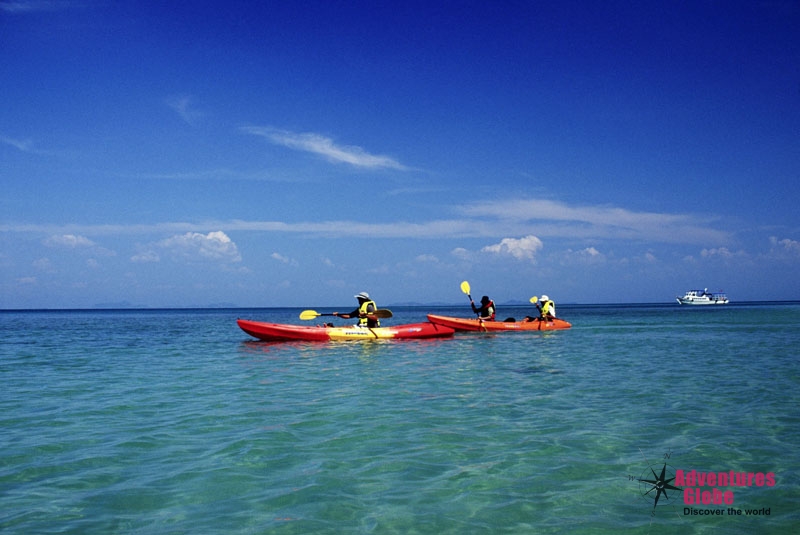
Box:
[2,303,798,534]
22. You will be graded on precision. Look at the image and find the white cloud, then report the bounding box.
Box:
[415,254,439,263]
[367,264,391,274]
[575,246,604,261]
[555,246,606,266]
[43,234,115,256]
[33,257,54,272]
[271,252,298,266]
[769,236,800,255]
[451,247,470,259]
[585,247,602,257]
[482,235,543,261]
[157,231,242,263]
[700,247,743,259]
[43,234,96,248]
[131,251,160,263]
[241,126,407,170]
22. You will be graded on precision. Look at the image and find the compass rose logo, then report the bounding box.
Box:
[631,449,684,521]
[639,462,682,509]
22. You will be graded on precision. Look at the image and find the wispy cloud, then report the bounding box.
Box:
[271,252,298,266]
[33,257,54,272]
[0,135,34,152]
[1,134,61,156]
[165,95,204,126]
[415,254,439,263]
[241,126,408,170]
[43,234,115,256]
[2,198,733,247]
[459,198,731,245]
[129,168,304,183]
[0,1,70,13]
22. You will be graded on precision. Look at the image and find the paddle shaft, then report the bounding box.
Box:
[300,308,392,320]
[299,309,392,321]
[336,309,392,319]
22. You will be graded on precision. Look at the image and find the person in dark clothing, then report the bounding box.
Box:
[471,295,495,321]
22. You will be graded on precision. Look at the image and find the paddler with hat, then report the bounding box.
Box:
[524,294,557,322]
[333,292,381,328]
[535,294,556,321]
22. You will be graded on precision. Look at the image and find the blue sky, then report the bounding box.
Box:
[2,0,799,308]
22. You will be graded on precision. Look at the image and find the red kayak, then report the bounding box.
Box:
[426,314,572,332]
[238,319,455,342]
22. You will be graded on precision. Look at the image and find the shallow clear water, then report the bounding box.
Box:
[2,304,798,534]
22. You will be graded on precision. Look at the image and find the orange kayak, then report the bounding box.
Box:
[426,314,571,332]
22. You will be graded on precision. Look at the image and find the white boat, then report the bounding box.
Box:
[676,288,729,305]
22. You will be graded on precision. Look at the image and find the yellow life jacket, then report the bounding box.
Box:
[358,300,379,327]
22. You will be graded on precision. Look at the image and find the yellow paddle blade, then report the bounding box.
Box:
[529,296,538,303]
[460,280,471,295]
[299,310,320,320]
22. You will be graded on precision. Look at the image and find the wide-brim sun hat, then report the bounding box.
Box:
[355,292,370,300]
[541,295,549,301]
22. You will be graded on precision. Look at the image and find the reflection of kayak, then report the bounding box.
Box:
[426,314,572,332]
[237,319,455,341]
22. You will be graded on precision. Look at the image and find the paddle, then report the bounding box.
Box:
[462,280,485,320]
[460,280,473,302]
[299,309,393,321]
[461,280,476,315]
[520,296,540,323]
